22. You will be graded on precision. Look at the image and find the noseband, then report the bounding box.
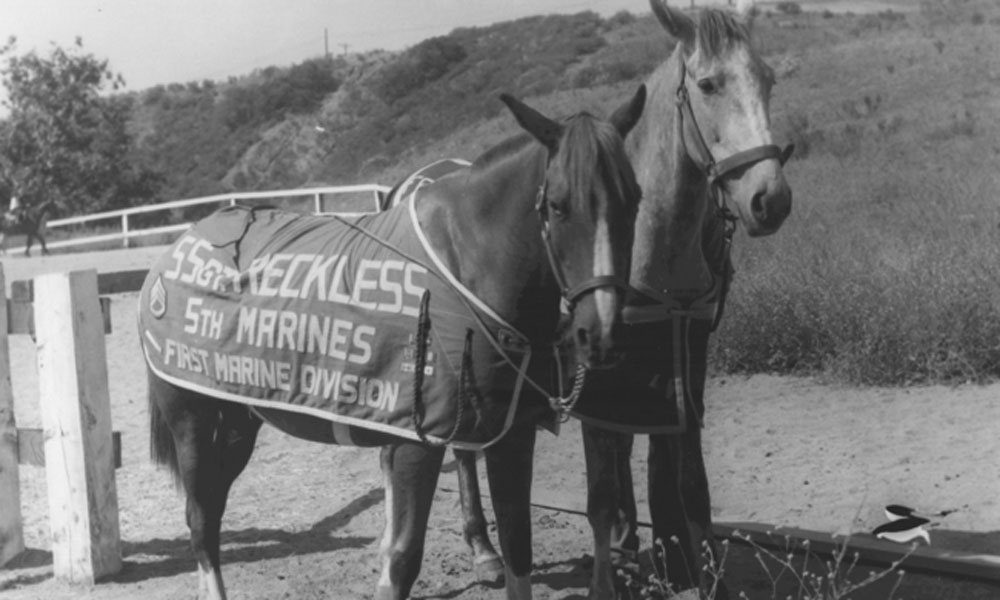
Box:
[535,183,630,314]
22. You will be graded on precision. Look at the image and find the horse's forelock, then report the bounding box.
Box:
[558,114,639,220]
[696,9,752,59]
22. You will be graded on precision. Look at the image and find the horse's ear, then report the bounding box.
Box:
[735,0,757,30]
[609,85,646,139]
[649,0,696,49]
[499,94,562,151]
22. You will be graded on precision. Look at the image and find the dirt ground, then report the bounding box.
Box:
[1,247,998,599]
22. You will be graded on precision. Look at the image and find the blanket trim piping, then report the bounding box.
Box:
[406,192,526,342]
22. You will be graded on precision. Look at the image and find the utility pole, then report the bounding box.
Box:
[339,43,351,56]
[324,28,330,59]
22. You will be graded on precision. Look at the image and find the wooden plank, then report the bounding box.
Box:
[7,298,111,335]
[0,265,25,567]
[464,487,1000,585]
[35,269,121,584]
[17,428,122,469]
[96,269,149,295]
[13,268,149,301]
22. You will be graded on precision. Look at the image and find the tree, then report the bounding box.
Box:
[0,36,161,215]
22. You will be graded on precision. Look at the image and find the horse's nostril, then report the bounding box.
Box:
[751,191,766,220]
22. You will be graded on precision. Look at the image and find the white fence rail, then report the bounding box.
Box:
[7,184,390,255]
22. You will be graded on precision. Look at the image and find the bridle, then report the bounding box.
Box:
[534,178,635,418]
[675,59,794,197]
[674,58,794,330]
[624,58,794,331]
[535,183,632,315]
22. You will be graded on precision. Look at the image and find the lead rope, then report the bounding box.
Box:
[548,347,587,421]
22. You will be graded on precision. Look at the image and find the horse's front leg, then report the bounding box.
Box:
[453,448,504,582]
[376,441,445,600]
[484,422,535,600]
[648,429,728,600]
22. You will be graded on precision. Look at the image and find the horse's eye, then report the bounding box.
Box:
[548,201,568,218]
[696,78,718,94]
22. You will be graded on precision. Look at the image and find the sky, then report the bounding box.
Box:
[0,0,692,94]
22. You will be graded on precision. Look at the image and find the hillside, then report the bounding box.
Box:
[125,0,999,198]
[127,10,653,200]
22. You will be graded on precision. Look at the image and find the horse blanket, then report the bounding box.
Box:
[139,195,539,450]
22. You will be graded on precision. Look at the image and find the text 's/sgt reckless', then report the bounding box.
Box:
[162,234,429,317]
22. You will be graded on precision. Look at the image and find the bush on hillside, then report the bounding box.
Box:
[218,58,339,130]
[372,36,467,104]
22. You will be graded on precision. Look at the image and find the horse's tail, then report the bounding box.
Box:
[148,370,183,489]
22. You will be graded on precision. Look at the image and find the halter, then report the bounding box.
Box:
[535,180,633,418]
[535,183,631,315]
[675,60,794,194]
[629,57,794,329]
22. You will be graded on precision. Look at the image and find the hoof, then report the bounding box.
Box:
[474,555,505,584]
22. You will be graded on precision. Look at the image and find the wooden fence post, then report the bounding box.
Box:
[34,269,121,583]
[0,264,25,567]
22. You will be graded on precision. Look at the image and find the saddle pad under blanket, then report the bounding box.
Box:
[139,201,532,449]
[567,317,712,434]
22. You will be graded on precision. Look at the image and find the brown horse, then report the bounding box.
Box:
[0,200,56,256]
[142,89,646,600]
[452,2,794,598]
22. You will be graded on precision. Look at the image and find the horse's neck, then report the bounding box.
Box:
[417,147,557,335]
[627,54,713,300]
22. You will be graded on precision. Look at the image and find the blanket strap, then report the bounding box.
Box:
[411,290,467,447]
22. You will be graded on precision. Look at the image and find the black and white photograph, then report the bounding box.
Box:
[0,1,997,598]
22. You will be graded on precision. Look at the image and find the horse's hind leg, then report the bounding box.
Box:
[376,442,445,600]
[453,448,504,583]
[150,378,262,600]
